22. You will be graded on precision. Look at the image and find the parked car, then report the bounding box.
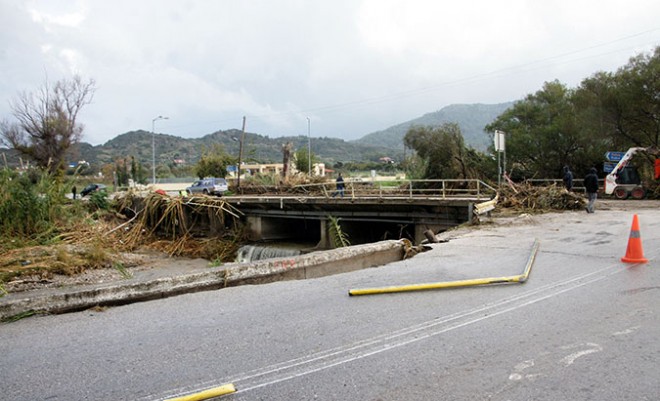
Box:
[80,183,107,197]
[186,177,228,196]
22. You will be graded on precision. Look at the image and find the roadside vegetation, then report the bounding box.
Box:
[0,167,123,287]
[0,171,248,292]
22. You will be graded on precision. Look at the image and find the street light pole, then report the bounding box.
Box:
[237,116,246,192]
[306,117,311,175]
[151,115,168,185]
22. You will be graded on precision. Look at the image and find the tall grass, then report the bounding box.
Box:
[0,168,70,247]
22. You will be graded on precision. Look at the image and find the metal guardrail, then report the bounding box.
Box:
[524,178,605,194]
[293,179,497,200]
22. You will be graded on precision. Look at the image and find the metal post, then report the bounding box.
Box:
[497,151,501,188]
[151,115,168,185]
[495,130,506,187]
[306,117,311,175]
[152,121,155,185]
[503,138,507,179]
[237,116,246,192]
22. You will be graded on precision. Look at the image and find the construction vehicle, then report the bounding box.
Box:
[604,147,660,199]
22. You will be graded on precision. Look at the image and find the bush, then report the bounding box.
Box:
[0,168,68,243]
[0,168,104,250]
[88,189,109,211]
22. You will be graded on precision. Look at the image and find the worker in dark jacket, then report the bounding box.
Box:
[562,166,573,191]
[584,167,599,213]
[332,173,345,198]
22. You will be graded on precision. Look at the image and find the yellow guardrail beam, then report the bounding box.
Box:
[348,239,540,296]
[164,383,236,401]
[519,239,540,282]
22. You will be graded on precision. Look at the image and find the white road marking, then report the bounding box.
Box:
[514,360,535,371]
[509,359,536,381]
[612,326,640,336]
[147,263,625,400]
[560,343,603,366]
[508,373,523,381]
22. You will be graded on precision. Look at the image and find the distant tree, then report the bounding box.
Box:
[195,144,233,179]
[399,153,426,180]
[156,164,173,179]
[130,156,148,184]
[571,72,620,168]
[130,156,139,184]
[0,75,96,174]
[575,47,660,149]
[486,80,602,178]
[169,163,194,179]
[115,159,129,186]
[99,163,113,180]
[404,123,483,180]
[485,47,660,180]
[294,147,317,174]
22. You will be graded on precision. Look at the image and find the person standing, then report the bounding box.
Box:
[332,173,345,198]
[584,167,599,213]
[562,166,573,191]
[72,186,77,200]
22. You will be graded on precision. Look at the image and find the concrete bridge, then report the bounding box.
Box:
[223,179,497,247]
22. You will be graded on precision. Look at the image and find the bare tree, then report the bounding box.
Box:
[1,75,96,173]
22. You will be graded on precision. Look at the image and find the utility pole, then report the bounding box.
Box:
[151,115,168,185]
[237,116,246,192]
[307,117,311,176]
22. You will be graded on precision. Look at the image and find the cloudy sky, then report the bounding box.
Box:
[1,0,659,146]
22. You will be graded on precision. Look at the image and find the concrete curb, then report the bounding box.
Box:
[0,240,404,321]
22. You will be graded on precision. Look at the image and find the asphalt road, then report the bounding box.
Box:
[1,206,658,401]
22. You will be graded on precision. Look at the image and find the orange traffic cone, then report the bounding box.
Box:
[621,214,648,264]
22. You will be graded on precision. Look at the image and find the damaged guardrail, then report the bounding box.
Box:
[348,239,540,296]
[473,194,499,216]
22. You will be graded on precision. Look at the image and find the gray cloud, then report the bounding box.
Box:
[1,0,659,145]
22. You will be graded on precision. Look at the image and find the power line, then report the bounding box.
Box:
[160,28,660,133]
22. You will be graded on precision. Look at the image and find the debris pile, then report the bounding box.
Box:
[115,192,246,257]
[1,192,247,290]
[499,183,586,211]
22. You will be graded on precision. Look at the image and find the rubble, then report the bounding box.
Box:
[499,183,586,212]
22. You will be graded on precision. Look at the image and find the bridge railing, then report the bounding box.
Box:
[293,179,497,200]
[523,178,606,195]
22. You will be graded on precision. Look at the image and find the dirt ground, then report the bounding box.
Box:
[1,249,211,294]
[1,198,656,296]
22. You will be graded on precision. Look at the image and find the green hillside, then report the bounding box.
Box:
[78,129,399,168]
[6,102,514,170]
[355,102,513,151]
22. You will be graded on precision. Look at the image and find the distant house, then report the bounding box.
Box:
[173,158,186,165]
[379,156,395,164]
[227,162,327,178]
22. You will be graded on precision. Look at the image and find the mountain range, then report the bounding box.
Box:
[2,102,513,168]
[356,102,513,150]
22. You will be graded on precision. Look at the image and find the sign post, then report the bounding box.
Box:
[494,130,506,187]
[604,151,625,162]
[603,162,617,173]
